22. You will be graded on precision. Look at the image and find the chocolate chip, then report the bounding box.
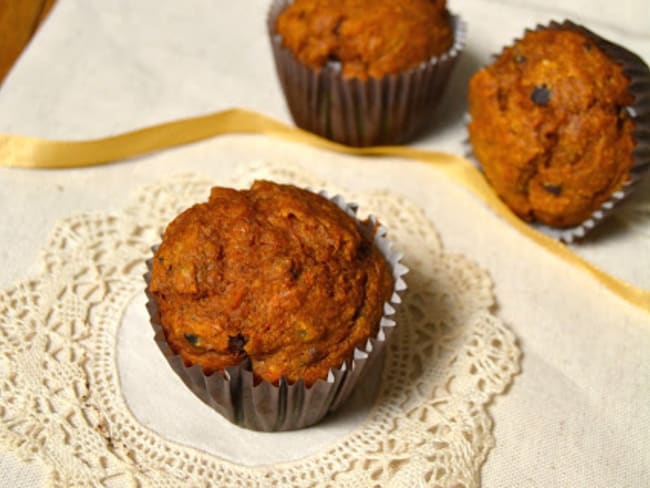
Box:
[531,85,551,106]
[542,183,563,196]
[184,333,199,346]
[358,241,371,258]
[157,256,165,263]
[290,262,301,280]
[228,333,247,354]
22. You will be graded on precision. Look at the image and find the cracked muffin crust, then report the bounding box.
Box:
[468,28,635,228]
[275,0,453,80]
[148,181,394,386]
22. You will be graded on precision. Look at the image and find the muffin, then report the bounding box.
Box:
[468,23,649,231]
[146,181,407,430]
[268,0,466,146]
[276,0,454,80]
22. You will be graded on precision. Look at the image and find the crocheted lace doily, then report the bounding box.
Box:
[0,162,520,487]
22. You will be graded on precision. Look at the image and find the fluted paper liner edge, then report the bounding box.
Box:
[464,20,650,243]
[268,0,467,147]
[144,189,408,431]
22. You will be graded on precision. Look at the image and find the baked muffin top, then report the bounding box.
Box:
[276,0,453,80]
[467,28,635,227]
[149,181,394,386]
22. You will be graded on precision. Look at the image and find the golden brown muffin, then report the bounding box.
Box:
[149,181,394,386]
[276,0,454,80]
[468,28,635,228]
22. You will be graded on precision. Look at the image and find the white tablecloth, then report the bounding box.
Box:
[0,1,648,486]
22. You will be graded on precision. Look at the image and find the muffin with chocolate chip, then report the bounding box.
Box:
[148,180,394,387]
[468,25,639,228]
[276,0,454,80]
[269,0,465,146]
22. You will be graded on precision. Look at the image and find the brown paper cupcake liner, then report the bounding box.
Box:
[144,190,408,431]
[268,0,466,147]
[464,20,650,244]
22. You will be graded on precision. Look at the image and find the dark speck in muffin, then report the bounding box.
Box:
[184,333,199,346]
[542,183,563,196]
[531,85,551,106]
[228,334,248,355]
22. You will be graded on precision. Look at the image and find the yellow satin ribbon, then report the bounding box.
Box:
[1,108,649,314]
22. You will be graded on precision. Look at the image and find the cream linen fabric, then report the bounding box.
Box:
[0,1,648,487]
